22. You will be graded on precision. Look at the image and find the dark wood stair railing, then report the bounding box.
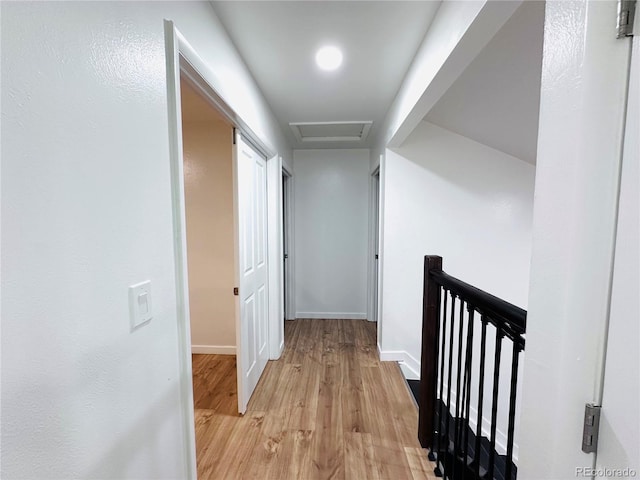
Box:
[418,255,526,480]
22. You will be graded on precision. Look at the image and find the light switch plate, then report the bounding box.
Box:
[129,280,152,330]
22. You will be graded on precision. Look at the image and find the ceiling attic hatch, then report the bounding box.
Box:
[289,121,373,143]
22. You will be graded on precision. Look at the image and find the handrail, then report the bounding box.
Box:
[419,255,527,480]
[429,269,527,336]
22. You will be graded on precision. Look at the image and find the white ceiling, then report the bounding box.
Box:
[426,1,545,164]
[211,1,441,149]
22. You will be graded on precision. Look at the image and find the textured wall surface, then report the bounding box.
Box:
[1,2,289,477]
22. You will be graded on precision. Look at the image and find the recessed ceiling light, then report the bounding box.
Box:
[315,46,343,71]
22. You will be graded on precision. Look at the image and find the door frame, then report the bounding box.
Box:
[367,166,381,325]
[164,21,283,476]
[267,154,285,358]
[282,167,295,321]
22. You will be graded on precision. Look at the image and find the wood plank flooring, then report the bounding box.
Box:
[192,319,436,479]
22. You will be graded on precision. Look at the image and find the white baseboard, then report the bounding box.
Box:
[191,345,236,355]
[295,312,367,320]
[377,346,420,380]
[269,339,284,361]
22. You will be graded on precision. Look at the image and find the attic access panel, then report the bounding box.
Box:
[289,121,373,143]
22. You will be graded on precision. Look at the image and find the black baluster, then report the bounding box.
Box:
[453,299,466,478]
[463,308,475,474]
[429,285,442,461]
[458,307,467,475]
[487,326,503,480]
[433,288,449,475]
[505,342,521,480]
[445,293,456,475]
[459,307,468,448]
[474,318,488,479]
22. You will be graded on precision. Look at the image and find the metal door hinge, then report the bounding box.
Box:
[233,287,239,296]
[617,0,636,38]
[232,128,237,145]
[582,403,601,453]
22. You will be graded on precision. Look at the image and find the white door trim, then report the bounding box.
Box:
[267,154,284,359]
[376,153,386,349]
[282,167,296,321]
[163,22,196,479]
[163,20,283,476]
[367,166,381,323]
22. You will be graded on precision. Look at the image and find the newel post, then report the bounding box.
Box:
[418,255,442,449]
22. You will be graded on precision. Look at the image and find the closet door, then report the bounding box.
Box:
[234,132,269,414]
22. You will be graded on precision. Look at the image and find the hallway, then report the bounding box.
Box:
[193,319,435,479]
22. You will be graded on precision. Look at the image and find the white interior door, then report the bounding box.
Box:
[596,31,639,476]
[235,132,269,414]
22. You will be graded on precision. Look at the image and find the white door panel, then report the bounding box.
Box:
[596,33,639,477]
[235,133,269,414]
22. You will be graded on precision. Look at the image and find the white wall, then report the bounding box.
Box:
[518,1,633,477]
[380,120,534,369]
[366,1,525,338]
[0,4,3,472]
[380,120,534,457]
[293,149,370,319]
[1,2,290,478]
[182,119,236,354]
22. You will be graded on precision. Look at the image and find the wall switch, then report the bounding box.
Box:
[129,280,152,330]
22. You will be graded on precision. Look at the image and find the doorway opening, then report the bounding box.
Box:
[371,167,380,326]
[282,169,293,321]
[165,21,286,476]
[368,164,381,343]
[179,76,240,469]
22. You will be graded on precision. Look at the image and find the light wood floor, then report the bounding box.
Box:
[192,319,436,479]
